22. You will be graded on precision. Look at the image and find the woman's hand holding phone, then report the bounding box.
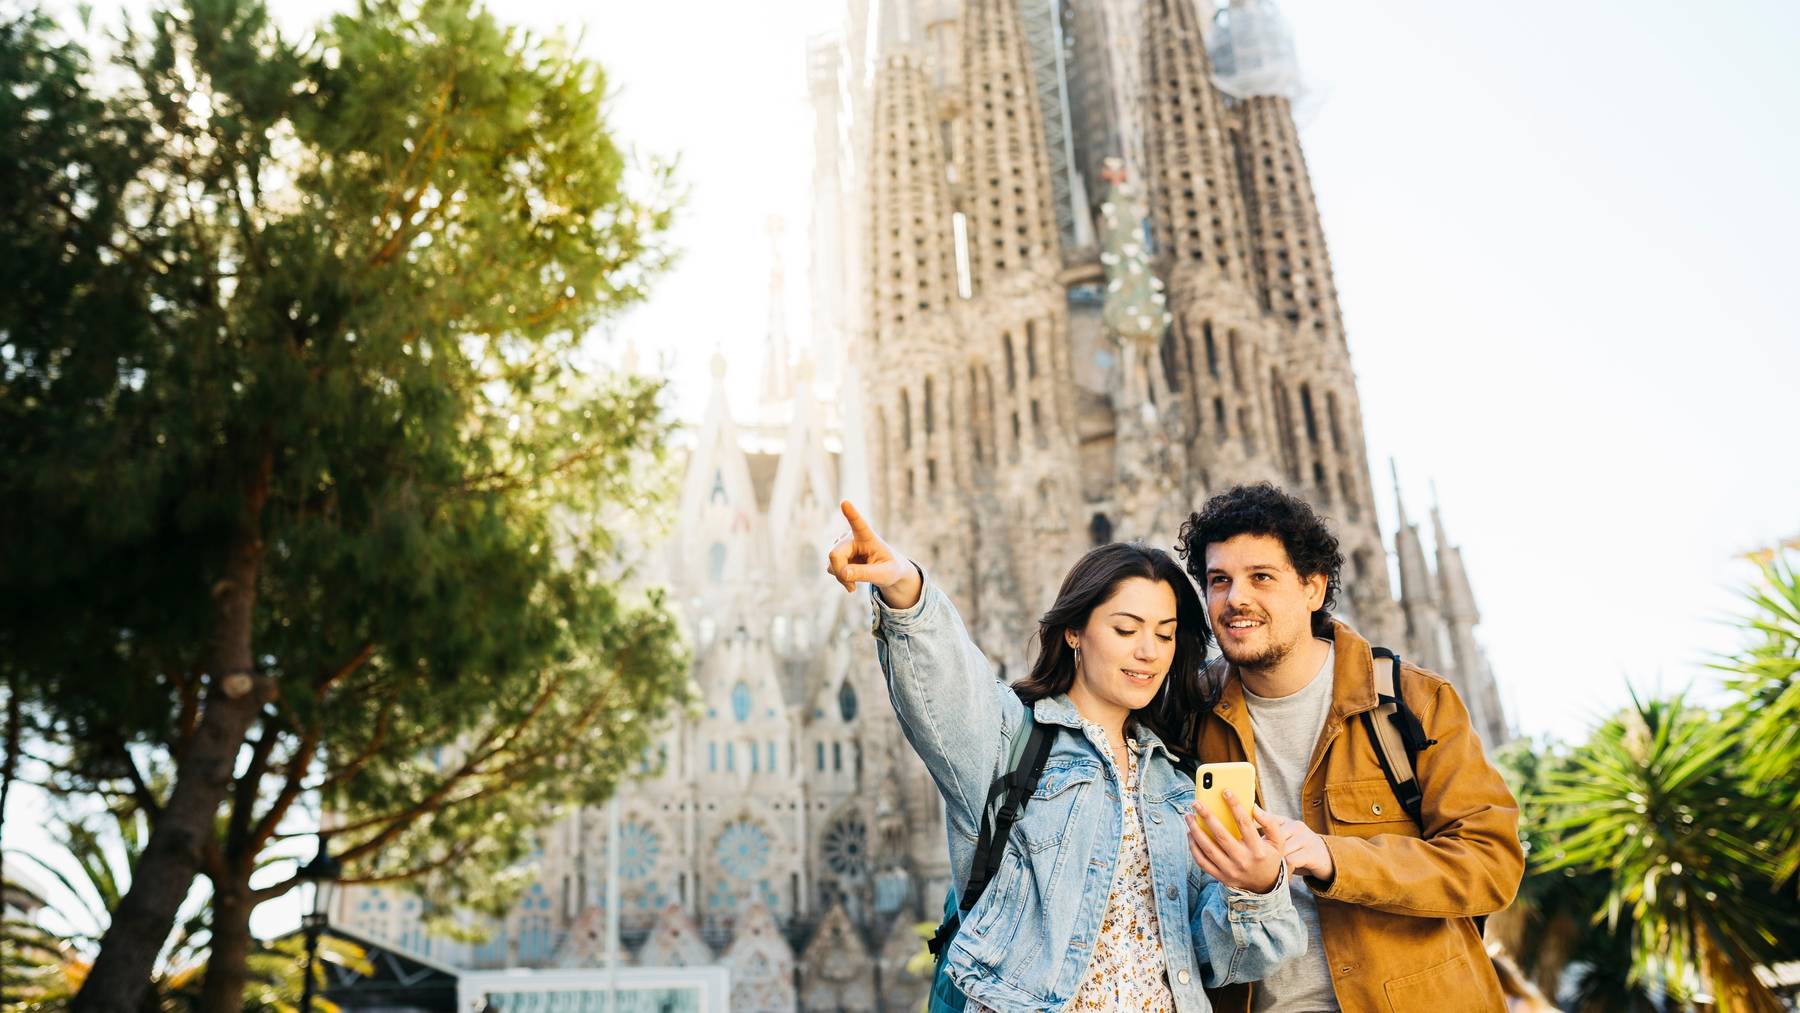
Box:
[1187,790,1288,894]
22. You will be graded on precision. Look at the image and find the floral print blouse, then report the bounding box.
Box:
[972,724,1175,1013]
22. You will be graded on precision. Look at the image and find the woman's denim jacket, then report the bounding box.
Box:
[871,575,1305,1013]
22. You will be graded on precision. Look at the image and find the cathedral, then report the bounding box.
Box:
[328,2,1509,1010]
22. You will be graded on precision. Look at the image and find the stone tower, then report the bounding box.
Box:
[849,0,1437,675]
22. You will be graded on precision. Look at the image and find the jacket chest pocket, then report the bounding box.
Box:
[1015,762,1097,852]
[1325,778,1419,839]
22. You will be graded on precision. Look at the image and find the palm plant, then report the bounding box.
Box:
[1539,693,1793,1013]
[2,807,366,1012]
[1716,544,1800,888]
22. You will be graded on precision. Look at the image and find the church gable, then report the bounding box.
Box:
[797,901,876,1012]
[675,359,766,599]
[721,903,798,1013]
[636,904,715,967]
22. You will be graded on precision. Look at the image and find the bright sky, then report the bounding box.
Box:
[15,0,1799,946]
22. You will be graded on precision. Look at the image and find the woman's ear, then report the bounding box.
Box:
[1064,630,1079,650]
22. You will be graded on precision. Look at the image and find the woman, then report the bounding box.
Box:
[826,500,1304,1013]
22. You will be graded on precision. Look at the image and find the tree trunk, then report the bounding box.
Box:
[73,457,274,1013]
[1,668,19,1010]
[197,875,256,1013]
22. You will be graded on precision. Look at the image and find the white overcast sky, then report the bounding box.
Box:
[18,0,1800,946]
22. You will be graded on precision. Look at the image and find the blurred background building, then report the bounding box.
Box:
[331,1,1508,1009]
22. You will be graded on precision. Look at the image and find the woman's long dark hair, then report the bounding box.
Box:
[1012,542,1217,757]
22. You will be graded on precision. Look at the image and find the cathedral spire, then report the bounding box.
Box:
[961,0,1062,287]
[1390,460,1445,671]
[868,52,959,345]
[760,216,791,408]
[1431,485,1479,625]
[1140,0,1254,283]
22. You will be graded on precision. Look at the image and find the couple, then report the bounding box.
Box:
[825,483,1523,1012]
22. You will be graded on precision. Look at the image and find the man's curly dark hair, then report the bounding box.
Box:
[1174,482,1344,638]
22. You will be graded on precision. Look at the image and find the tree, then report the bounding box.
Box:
[1537,693,1794,1012]
[0,0,687,1008]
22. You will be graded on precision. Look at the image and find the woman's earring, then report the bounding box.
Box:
[1072,645,1081,675]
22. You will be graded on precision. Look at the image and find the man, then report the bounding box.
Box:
[1176,483,1523,1012]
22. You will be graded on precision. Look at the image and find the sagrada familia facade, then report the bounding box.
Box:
[329,2,1508,1010]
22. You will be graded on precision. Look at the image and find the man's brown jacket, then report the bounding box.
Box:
[1197,620,1524,1012]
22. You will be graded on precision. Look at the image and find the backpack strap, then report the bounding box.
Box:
[1360,648,1437,828]
[928,706,1057,955]
[1359,649,1486,936]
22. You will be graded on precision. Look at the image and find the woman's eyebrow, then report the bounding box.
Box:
[1108,611,1178,625]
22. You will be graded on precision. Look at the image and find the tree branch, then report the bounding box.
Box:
[326,676,568,865]
[317,642,376,700]
[113,740,163,823]
[226,715,281,871]
[246,721,319,858]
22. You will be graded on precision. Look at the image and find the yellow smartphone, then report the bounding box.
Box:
[1193,761,1257,841]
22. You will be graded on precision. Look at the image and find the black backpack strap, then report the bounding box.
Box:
[928,707,1057,955]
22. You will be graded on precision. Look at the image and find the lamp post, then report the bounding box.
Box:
[296,838,342,1013]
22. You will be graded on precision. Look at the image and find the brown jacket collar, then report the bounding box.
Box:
[1210,619,1381,732]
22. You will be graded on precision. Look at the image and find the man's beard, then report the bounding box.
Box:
[1218,618,1298,673]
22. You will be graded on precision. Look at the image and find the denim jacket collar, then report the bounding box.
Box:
[1030,693,1177,765]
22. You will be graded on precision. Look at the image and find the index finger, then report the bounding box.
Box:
[840,499,876,540]
[1251,805,1287,845]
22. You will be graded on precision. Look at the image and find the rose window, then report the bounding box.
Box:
[714,819,772,881]
[617,821,660,882]
[822,817,870,880]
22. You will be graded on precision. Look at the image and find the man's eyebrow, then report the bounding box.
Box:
[1206,563,1286,574]
[1109,611,1178,625]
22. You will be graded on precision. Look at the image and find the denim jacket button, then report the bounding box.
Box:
[1166,885,1177,901]
[1151,812,1162,824]
[1176,969,1191,985]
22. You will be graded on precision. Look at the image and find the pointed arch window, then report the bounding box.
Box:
[709,543,728,584]
[731,681,752,723]
[1089,513,1114,546]
[838,681,858,723]
[710,469,727,505]
[1300,385,1320,446]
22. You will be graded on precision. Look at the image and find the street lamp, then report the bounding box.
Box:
[296,838,342,1013]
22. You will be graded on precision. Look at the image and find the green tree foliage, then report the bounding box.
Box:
[1534,694,1793,1012]
[0,0,687,1008]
